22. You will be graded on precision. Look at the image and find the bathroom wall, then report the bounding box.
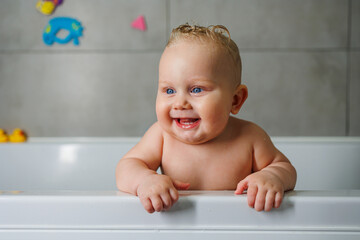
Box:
[0,0,359,137]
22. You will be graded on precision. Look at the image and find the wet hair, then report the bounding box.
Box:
[167,24,242,84]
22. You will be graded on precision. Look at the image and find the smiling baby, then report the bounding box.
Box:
[116,24,297,213]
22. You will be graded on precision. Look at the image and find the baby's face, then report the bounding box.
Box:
[156,40,239,144]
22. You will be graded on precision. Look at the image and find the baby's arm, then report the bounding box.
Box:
[115,123,190,213]
[235,124,297,211]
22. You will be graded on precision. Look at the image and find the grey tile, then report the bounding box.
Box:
[0,0,352,138]
[236,51,347,136]
[351,0,360,48]
[0,0,167,50]
[0,52,161,136]
[170,0,348,49]
[349,51,360,136]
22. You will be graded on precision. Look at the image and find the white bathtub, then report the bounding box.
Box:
[0,137,359,239]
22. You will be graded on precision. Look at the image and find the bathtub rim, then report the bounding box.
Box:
[16,136,360,144]
[1,190,360,232]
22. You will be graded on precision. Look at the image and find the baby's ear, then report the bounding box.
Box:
[231,84,248,114]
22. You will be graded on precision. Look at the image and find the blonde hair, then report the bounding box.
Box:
[167,24,242,84]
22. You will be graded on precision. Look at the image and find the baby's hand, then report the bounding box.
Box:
[136,174,190,213]
[235,171,284,211]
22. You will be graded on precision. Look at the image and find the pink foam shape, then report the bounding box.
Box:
[131,15,147,31]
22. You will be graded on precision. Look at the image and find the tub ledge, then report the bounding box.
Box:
[0,190,360,239]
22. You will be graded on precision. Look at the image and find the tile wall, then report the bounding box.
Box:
[0,0,358,136]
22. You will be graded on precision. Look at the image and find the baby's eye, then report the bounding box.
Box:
[191,87,203,94]
[166,88,176,94]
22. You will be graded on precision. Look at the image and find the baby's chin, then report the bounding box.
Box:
[169,130,216,145]
[158,119,225,145]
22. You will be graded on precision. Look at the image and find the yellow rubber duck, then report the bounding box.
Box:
[9,128,27,143]
[0,129,9,143]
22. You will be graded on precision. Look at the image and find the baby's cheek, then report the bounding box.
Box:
[156,105,171,122]
[205,108,229,129]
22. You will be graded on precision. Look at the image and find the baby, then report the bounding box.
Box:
[116,24,297,213]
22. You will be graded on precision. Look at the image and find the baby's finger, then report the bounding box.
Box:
[150,195,163,212]
[274,191,283,208]
[254,188,267,211]
[160,192,172,210]
[140,197,155,214]
[235,179,248,195]
[264,191,276,212]
[246,184,258,208]
[173,180,191,190]
[169,188,179,202]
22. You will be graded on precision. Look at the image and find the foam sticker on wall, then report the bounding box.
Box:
[36,0,63,15]
[131,15,147,31]
[43,17,83,46]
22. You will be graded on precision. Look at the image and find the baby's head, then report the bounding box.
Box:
[156,24,248,144]
[167,24,242,86]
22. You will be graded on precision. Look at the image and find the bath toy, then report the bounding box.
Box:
[9,128,27,143]
[36,0,56,15]
[0,129,8,143]
[53,0,63,6]
[43,17,83,46]
[131,15,147,31]
[36,0,63,15]
[10,191,23,195]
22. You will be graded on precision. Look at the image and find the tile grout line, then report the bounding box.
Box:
[0,48,352,55]
[0,49,164,54]
[166,0,170,42]
[345,0,352,136]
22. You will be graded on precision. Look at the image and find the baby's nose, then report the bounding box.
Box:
[173,95,192,110]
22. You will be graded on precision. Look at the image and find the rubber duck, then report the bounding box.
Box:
[0,129,8,143]
[9,128,27,143]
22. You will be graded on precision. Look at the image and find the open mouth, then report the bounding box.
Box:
[175,118,201,129]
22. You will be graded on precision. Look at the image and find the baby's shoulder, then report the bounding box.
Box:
[142,121,165,141]
[150,121,163,132]
[230,117,263,132]
[230,117,269,140]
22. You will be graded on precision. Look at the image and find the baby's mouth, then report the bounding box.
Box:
[175,118,201,129]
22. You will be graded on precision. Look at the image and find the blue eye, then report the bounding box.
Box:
[166,88,175,94]
[191,87,203,94]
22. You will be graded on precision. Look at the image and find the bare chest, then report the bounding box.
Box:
[161,140,253,190]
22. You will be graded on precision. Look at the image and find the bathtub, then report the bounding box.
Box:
[0,137,359,239]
